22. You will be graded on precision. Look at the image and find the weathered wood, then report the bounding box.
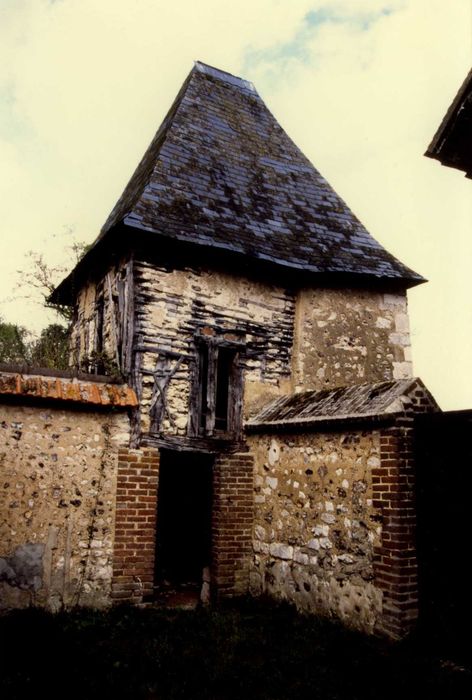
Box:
[124,257,135,376]
[116,272,126,368]
[135,344,193,360]
[106,272,121,370]
[129,338,143,448]
[187,345,201,437]
[149,354,184,432]
[205,343,217,436]
[143,432,247,454]
[228,352,243,438]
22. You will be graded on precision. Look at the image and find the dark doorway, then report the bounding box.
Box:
[154,450,213,595]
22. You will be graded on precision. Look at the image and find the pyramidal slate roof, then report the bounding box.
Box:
[247,378,439,430]
[53,61,424,302]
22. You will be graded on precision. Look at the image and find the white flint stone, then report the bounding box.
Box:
[321,514,335,524]
[308,538,320,550]
[266,476,278,490]
[268,439,280,466]
[313,524,329,537]
[293,551,309,565]
[338,554,354,564]
[270,543,293,560]
[255,525,265,541]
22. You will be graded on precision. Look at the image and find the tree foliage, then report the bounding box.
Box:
[0,235,89,369]
[0,318,70,369]
[30,324,70,370]
[16,239,89,323]
[0,319,30,364]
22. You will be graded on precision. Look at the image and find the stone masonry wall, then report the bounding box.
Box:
[292,289,412,391]
[71,260,415,443]
[247,430,384,634]
[69,258,131,373]
[134,261,296,434]
[0,402,130,610]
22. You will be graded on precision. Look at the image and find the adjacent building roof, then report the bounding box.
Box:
[52,61,423,303]
[426,68,472,178]
[246,378,438,431]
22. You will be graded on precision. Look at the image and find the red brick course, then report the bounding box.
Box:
[212,453,254,598]
[111,448,159,603]
[373,425,418,638]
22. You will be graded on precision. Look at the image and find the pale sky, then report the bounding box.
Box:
[1,0,471,410]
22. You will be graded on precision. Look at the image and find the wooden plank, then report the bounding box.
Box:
[149,355,184,432]
[116,270,126,370]
[106,272,121,370]
[143,433,247,454]
[124,257,135,376]
[187,352,200,437]
[205,342,217,436]
[135,344,193,360]
[228,352,243,438]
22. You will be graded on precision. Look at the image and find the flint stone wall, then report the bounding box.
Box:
[0,402,130,611]
[248,430,384,633]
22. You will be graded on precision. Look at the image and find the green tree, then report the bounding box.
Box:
[30,323,70,370]
[5,234,90,369]
[0,318,30,364]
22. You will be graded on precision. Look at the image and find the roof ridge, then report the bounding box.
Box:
[193,61,257,94]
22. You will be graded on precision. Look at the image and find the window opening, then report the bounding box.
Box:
[199,343,209,431]
[192,338,243,438]
[215,347,234,431]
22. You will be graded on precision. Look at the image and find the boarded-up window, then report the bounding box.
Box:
[191,338,243,438]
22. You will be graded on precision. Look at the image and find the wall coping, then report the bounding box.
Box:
[0,370,138,409]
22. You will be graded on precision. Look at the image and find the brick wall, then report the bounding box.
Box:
[373,424,418,638]
[111,448,160,603]
[212,452,254,598]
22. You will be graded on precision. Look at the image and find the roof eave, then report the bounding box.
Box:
[245,411,402,434]
[50,223,425,307]
[426,67,472,162]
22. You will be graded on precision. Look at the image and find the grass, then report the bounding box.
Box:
[0,598,470,699]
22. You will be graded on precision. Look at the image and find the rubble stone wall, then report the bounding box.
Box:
[0,402,130,610]
[293,289,412,391]
[247,430,385,633]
